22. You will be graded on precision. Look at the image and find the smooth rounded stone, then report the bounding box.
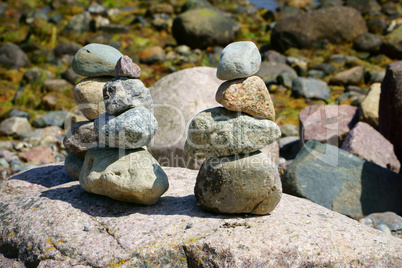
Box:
[64,11,90,33]
[256,61,298,86]
[115,55,141,78]
[280,124,299,137]
[80,147,169,205]
[283,141,402,219]
[216,41,261,80]
[32,111,68,128]
[353,33,382,52]
[63,121,98,157]
[72,43,123,77]
[382,26,402,59]
[73,77,109,120]
[291,77,330,101]
[7,109,30,119]
[215,76,275,120]
[330,66,364,86]
[139,46,166,64]
[0,43,30,69]
[95,107,158,149]
[0,117,32,136]
[341,122,400,173]
[184,107,281,158]
[194,151,282,215]
[172,8,239,49]
[360,212,402,234]
[271,7,367,51]
[64,152,84,181]
[148,67,222,170]
[54,42,82,58]
[299,104,359,146]
[103,77,153,115]
[360,83,380,128]
[263,50,287,63]
[0,158,9,168]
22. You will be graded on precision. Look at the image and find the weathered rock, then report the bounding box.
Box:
[0,43,30,69]
[64,152,84,181]
[73,77,109,120]
[256,61,297,86]
[20,146,56,165]
[382,27,402,59]
[115,55,141,78]
[63,121,98,157]
[291,77,330,101]
[341,122,400,173]
[359,83,381,128]
[353,33,382,52]
[148,67,222,169]
[195,151,282,215]
[0,117,32,136]
[379,61,402,165]
[215,76,275,120]
[283,141,402,219]
[72,43,123,77]
[139,46,166,64]
[80,148,169,205]
[32,111,68,128]
[360,212,402,234]
[299,104,359,146]
[185,107,281,158]
[330,66,364,86]
[172,8,239,49]
[271,7,367,51]
[95,107,158,149]
[1,164,401,267]
[216,41,261,80]
[103,77,153,115]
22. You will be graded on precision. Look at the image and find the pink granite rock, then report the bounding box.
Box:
[0,165,401,267]
[341,122,400,173]
[20,146,55,165]
[115,55,141,78]
[299,104,359,146]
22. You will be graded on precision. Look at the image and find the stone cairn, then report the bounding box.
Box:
[184,41,282,215]
[63,43,168,205]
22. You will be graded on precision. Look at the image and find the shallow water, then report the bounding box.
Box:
[249,0,320,10]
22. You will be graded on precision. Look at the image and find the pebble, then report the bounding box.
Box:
[0,150,13,162]
[291,77,331,101]
[330,66,364,86]
[195,151,282,215]
[184,107,281,158]
[216,76,275,120]
[139,46,166,64]
[0,158,10,168]
[32,111,68,128]
[103,77,153,115]
[20,146,56,165]
[80,147,169,205]
[359,83,380,128]
[216,41,261,80]
[95,107,158,149]
[72,43,123,77]
[73,77,110,120]
[7,109,30,119]
[280,124,299,137]
[0,117,32,136]
[353,32,382,52]
[115,55,141,78]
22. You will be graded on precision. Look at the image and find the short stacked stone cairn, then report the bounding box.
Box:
[184,41,282,215]
[63,43,168,205]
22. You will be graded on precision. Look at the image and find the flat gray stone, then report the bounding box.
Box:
[103,77,153,115]
[72,43,123,77]
[195,151,282,215]
[95,107,158,149]
[292,77,331,100]
[0,165,401,267]
[185,107,281,158]
[80,147,169,205]
[216,41,261,80]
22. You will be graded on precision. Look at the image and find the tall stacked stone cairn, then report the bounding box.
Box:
[63,43,168,205]
[184,41,282,215]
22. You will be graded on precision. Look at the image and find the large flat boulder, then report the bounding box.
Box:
[0,164,401,267]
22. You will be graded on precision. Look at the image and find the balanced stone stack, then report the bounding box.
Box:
[184,41,282,215]
[63,43,168,205]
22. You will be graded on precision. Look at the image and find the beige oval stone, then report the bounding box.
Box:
[215,76,275,120]
[359,83,380,128]
[73,77,110,120]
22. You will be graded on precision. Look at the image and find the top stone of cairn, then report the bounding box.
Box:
[216,41,261,81]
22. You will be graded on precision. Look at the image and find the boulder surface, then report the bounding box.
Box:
[0,164,401,267]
